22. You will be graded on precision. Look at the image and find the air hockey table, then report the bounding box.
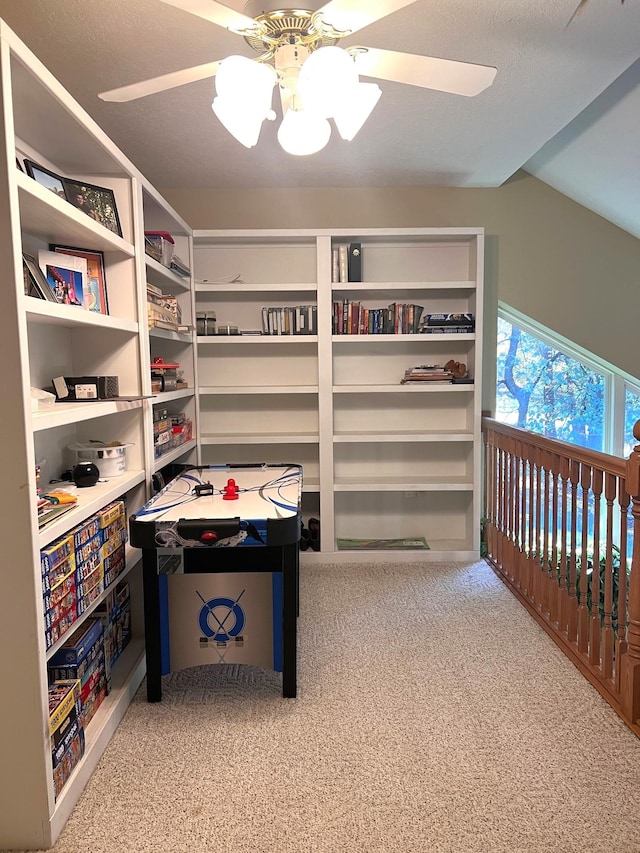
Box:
[129,463,302,700]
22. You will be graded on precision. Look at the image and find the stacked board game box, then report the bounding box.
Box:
[48,618,107,730]
[48,679,84,799]
[94,580,131,686]
[40,501,128,649]
[41,536,77,650]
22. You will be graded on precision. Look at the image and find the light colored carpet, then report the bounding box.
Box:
[21,561,640,852]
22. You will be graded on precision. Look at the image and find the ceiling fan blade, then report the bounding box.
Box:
[353,48,497,97]
[315,0,420,35]
[99,61,221,102]
[159,0,256,31]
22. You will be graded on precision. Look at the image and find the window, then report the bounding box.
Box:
[496,304,640,458]
[624,386,640,457]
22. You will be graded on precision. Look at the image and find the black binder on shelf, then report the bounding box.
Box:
[348,242,362,282]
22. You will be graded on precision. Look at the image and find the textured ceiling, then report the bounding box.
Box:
[0,0,639,237]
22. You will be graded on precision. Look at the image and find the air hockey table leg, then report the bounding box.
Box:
[142,549,163,702]
[282,541,298,698]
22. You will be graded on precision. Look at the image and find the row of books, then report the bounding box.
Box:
[261,305,318,335]
[331,243,362,283]
[333,301,424,335]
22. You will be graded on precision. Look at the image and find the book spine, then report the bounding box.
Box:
[348,242,362,282]
[338,245,348,283]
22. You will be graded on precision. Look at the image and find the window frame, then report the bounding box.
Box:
[497,302,640,458]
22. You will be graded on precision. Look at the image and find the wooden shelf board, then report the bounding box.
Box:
[332,333,474,342]
[24,297,138,333]
[197,335,318,344]
[199,385,318,395]
[196,281,316,293]
[331,280,475,291]
[152,388,194,403]
[145,256,191,291]
[32,399,143,431]
[333,477,474,491]
[38,470,146,549]
[148,327,192,342]
[333,384,473,393]
[153,439,197,471]
[333,431,474,442]
[200,433,319,445]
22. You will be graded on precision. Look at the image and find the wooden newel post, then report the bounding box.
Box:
[620,421,640,725]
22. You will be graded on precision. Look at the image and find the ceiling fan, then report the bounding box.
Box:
[99,0,497,155]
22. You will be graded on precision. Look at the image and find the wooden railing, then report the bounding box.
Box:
[482,417,640,736]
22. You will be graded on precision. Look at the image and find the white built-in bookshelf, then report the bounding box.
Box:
[193,228,484,562]
[0,20,194,849]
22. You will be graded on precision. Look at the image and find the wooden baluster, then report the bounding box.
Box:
[533,446,543,610]
[549,452,560,625]
[558,456,570,633]
[541,450,552,616]
[510,441,522,578]
[567,459,580,643]
[497,437,506,571]
[488,429,498,560]
[506,439,516,579]
[616,485,630,693]
[501,434,511,576]
[518,442,527,592]
[521,444,532,594]
[528,443,537,599]
[620,422,640,725]
[577,463,592,654]
[597,471,613,676]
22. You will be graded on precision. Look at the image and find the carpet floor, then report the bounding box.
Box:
[15,560,640,852]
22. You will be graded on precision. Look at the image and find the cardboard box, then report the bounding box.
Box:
[48,619,103,668]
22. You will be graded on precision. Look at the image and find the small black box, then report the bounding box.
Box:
[348,242,362,282]
[53,376,119,401]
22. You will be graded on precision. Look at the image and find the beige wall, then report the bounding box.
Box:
[162,171,640,404]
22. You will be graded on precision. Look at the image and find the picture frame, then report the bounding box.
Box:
[38,250,87,307]
[62,178,122,237]
[51,245,109,315]
[22,253,58,302]
[23,160,66,200]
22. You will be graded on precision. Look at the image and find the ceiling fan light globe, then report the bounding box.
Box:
[215,54,276,100]
[334,82,382,141]
[212,95,268,148]
[277,108,331,156]
[298,46,358,119]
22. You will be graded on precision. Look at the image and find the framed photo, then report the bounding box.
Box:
[38,250,87,307]
[51,245,109,314]
[23,160,66,200]
[22,253,58,302]
[62,178,122,237]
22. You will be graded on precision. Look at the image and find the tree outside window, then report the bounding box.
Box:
[496,316,606,452]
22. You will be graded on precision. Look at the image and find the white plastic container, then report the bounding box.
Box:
[68,442,132,478]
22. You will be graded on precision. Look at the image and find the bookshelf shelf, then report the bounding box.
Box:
[199,385,318,395]
[197,335,319,344]
[153,438,198,471]
[200,432,319,444]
